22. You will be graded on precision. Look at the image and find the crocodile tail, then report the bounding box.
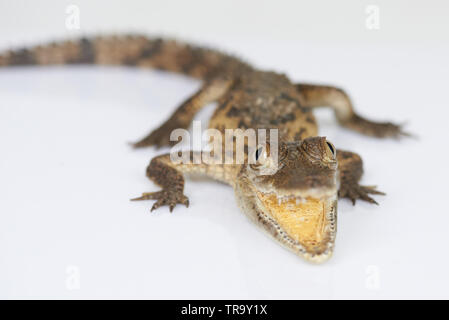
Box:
[0,34,251,80]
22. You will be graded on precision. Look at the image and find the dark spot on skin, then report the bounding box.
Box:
[301,106,312,113]
[226,106,240,117]
[305,115,315,124]
[269,113,296,125]
[279,92,298,103]
[9,48,35,65]
[217,97,232,111]
[69,38,95,64]
[141,38,163,58]
[294,132,301,141]
[181,47,203,74]
[125,38,163,65]
[277,92,312,113]
[281,113,295,123]
[294,128,306,141]
[238,119,248,129]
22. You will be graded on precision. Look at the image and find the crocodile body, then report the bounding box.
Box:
[0,35,407,263]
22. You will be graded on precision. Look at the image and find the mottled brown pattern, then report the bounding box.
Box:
[0,34,406,262]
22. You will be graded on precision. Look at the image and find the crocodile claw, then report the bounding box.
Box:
[131,190,189,212]
[339,184,385,205]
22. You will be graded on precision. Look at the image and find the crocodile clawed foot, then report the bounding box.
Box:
[131,189,189,212]
[339,184,385,205]
[371,121,412,139]
[346,115,413,139]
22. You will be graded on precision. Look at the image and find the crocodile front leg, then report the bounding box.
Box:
[132,152,237,211]
[133,78,233,148]
[337,150,385,205]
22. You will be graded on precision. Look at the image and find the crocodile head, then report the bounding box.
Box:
[236,136,339,263]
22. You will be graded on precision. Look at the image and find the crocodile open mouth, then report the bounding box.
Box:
[256,192,337,262]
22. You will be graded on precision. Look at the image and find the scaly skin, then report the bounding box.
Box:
[0,35,407,263]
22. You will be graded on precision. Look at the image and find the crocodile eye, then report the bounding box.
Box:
[255,147,263,161]
[253,146,266,165]
[325,141,336,158]
[250,143,270,169]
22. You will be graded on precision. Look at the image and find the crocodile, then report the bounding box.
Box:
[0,35,408,263]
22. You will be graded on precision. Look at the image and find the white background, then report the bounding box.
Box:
[0,0,448,299]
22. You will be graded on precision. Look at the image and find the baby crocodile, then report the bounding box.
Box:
[0,35,407,263]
